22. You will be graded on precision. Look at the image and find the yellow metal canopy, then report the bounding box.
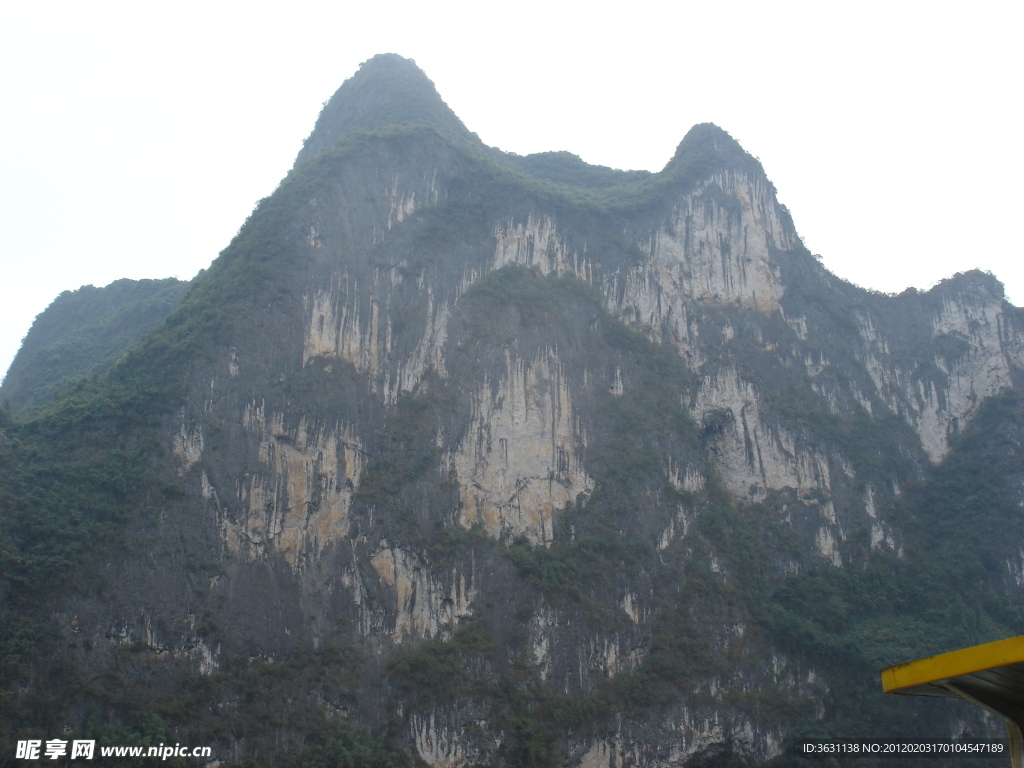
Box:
[881,635,1024,768]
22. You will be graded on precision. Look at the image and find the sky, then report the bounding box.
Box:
[2,0,1022,382]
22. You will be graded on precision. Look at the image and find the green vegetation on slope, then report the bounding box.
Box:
[0,635,403,767]
[766,390,1024,753]
[1,278,190,415]
[771,391,1024,667]
[503,150,652,189]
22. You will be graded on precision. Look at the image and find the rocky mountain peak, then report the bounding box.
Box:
[294,53,474,166]
[662,121,768,183]
[931,268,1006,300]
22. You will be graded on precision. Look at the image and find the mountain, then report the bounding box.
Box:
[2,53,1023,767]
[0,277,190,414]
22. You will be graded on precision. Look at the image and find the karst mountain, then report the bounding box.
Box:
[2,53,1022,767]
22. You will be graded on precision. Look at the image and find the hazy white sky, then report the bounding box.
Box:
[2,0,1021,381]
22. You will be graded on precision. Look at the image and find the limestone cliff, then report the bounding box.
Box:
[3,54,1022,767]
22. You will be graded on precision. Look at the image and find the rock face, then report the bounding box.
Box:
[8,54,1024,766]
[452,348,593,544]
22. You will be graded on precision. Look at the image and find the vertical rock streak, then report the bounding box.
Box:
[452,349,593,544]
